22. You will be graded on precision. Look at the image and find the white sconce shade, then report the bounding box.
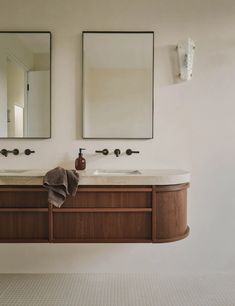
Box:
[177,38,195,81]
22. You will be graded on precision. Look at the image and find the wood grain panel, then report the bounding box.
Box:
[0,212,48,240]
[53,208,152,213]
[48,203,53,242]
[53,212,152,240]
[63,190,151,208]
[54,238,151,243]
[152,185,157,241]
[78,186,152,192]
[155,187,188,242]
[0,208,48,212]
[0,188,48,208]
[155,183,189,192]
[0,187,46,192]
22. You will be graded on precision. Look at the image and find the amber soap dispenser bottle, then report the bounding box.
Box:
[75,148,86,170]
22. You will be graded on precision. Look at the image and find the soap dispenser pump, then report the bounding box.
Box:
[75,148,86,170]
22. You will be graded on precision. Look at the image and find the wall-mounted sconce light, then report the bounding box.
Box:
[177,38,195,81]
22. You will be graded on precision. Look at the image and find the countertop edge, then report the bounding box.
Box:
[0,170,190,186]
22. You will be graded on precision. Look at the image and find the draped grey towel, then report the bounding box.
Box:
[43,167,79,207]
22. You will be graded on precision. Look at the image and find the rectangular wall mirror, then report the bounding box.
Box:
[82,31,154,139]
[0,31,51,138]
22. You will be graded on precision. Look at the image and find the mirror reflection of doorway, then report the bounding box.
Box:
[14,105,24,137]
[26,70,50,137]
[6,58,26,137]
[0,32,51,138]
[6,60,50,138]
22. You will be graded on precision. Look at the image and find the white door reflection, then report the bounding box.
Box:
[6,58,25,137]
[14,105,24,137]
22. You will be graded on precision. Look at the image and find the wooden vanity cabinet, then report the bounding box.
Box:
[0,184,189,243]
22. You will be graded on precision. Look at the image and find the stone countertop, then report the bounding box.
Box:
[0,169,190,186]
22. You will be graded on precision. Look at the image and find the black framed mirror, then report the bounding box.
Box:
[0,31,51,138]
[82,31,154,139]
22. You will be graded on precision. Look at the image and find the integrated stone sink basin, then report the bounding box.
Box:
[0,169,47,176]
[0,170,28,174]
[93,169,141,176]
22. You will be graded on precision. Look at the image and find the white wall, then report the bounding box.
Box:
[33,53,50,70]
[0,0,235,274]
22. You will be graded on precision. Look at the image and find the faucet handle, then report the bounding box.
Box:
[12,149,19,155]
[95,149,109,155]
[126,149,140,156]
[24,149,35,156]
[114,149,121,157]
[0,149,8,157]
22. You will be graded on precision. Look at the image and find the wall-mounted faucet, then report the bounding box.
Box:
[95,149,109,155]
[0,148,35,157]
[94,148,139,157]
[24,149,35,156]
[114,149,121,157]
[0,149,19,157]
[126,149,140,156]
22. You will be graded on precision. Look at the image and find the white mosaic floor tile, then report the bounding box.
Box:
[0,273,234,306]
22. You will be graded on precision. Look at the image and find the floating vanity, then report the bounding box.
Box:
[0,169,190,243]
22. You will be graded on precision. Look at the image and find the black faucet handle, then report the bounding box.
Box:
[114,149,121,157]
[0,149,8,157]
[24,149,35,156]
[126,149,140,156]
[12,149,19,155]
[95,149,109,155]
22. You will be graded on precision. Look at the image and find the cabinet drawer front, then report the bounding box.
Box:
[63,191,151,208]
[53,212,152,241]
[0,212,48,240]
[0,189,48,208]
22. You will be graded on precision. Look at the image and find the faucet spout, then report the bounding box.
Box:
[114,149,121,157]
